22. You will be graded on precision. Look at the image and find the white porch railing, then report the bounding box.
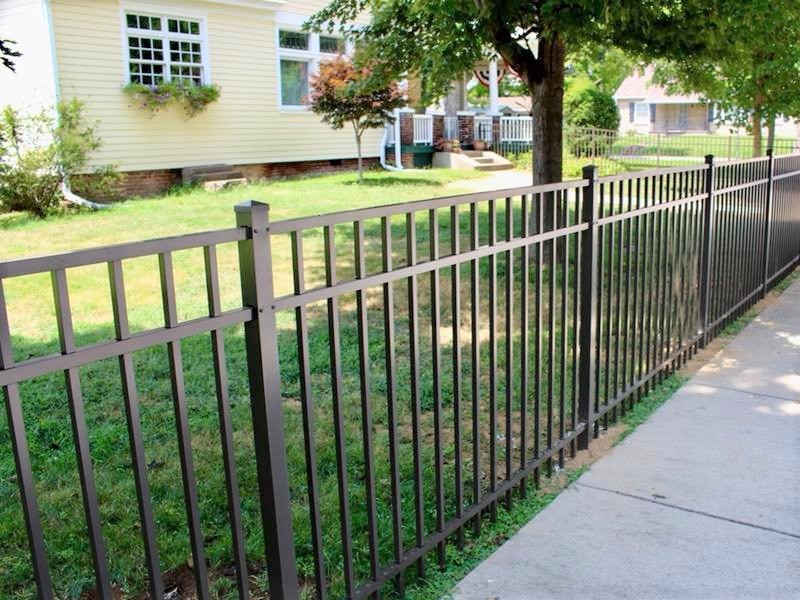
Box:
[385,121,395,146]
[444,116,459,140]
[500,116,533,142]
[474,116,493,143]
[413,114,433,144]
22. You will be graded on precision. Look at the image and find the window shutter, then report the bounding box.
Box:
[629,103,635,123]
[650,104,656,123]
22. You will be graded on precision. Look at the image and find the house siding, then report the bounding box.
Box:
[49,0,381,173]
[0,0,57,112]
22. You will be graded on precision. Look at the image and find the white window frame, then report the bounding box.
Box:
[121,6,211,87]
[276,12,352,111]
[634,102,650,124]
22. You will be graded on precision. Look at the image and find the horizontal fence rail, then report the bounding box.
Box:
[1,154,799,599]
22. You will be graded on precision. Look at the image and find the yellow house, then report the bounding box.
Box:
[0,0,381,195]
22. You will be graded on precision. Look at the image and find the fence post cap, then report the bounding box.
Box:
[581,164,599,180]
[234,200,269,214]
[767,148,774,157]
[705,154,714,164]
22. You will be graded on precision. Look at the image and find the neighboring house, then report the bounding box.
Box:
[497,96,531,116]
[614,67,800,139]
[614,67,713,134]
[0,0,378,196]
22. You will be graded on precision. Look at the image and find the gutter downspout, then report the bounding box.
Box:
[43,0,109,209]
[380,109,404,171]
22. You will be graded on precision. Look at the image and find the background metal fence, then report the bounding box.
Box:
[564,126,799,167]
[1,153,799,599]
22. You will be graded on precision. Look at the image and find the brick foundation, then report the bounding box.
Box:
[110,157,381,197]
[112,169,182,198]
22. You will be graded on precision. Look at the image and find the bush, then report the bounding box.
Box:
[0,100,117,217]
[564,86,620,157]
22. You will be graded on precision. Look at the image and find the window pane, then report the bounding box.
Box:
[320,35,344,54]
[634,103,649,122]
[127,14,137,28]
[280,59,309,105]
[279,30,309,50]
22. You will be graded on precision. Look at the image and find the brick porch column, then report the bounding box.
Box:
[432,114,445,144]
[458,111,475,147]
[492,115,501,150]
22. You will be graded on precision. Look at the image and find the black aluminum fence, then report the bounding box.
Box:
[1,153,799,599]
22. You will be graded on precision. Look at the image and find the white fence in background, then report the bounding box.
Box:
[474,116,493,143]
[385,121,395,146]
[444,116,459,140]
[413,115,433,144]
[500,116,533,142]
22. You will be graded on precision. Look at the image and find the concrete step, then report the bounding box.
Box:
[476,163,514,171]
[201,178,248,192]
[182,163,243,184]
[193,171,245,183]
[473,157,494,164]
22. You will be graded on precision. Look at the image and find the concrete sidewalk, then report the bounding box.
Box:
[452,279,800,600]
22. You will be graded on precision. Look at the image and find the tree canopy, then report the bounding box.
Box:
[307,0,723,184]
[652,1,800,155]
[308,54,405,181]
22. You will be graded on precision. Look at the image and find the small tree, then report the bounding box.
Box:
[309,55,405,182]
[0,100,119,217]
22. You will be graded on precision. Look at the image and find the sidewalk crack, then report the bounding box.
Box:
[575,482,800,540]
[689,381,798,402]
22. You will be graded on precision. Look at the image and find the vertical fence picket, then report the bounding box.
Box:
[288,230,327,599]
[699,156,715,347]
[354,220,381,589]
[405,212,426,578]
[449,205,464,549]
[578,166,600,450]
[51,269,112,599]
[203,245,250,599]
[762,150,776,297]
[0,280,54,599]
[108,259,163,600]
[381,216,405,593]
[158,251,210,599]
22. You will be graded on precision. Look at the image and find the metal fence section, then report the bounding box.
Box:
[565,127,799,168]
[474,116,493,144]
[1,154,800,600]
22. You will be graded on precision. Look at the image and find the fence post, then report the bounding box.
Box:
[234,201,299,599]
[761,149,775,298]
[577,165,599,451]
[656,133,661,167]
[699,155,715,348]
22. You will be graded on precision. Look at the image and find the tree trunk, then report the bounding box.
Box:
[356,133,363,183]
[766,113,776,153]
[752,106,763,157]
[529,34,566,186]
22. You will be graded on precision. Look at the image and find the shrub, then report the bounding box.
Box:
[0,100,117,217]
[564,86,620,157]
